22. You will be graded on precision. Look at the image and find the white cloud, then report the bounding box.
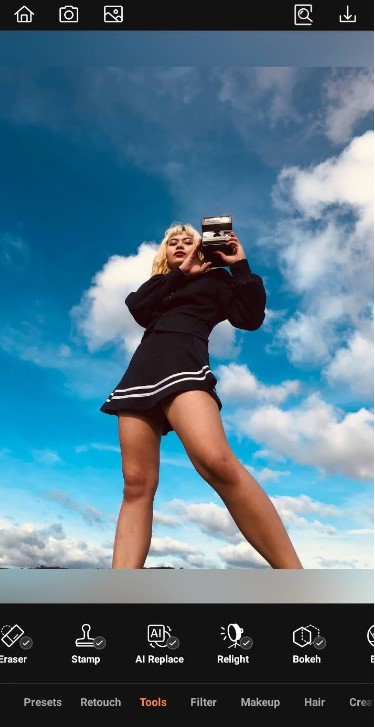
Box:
[160,455,193,470]
[253,448,287,463]
[275,131,373,233]
[75,442,120,454]
[322,69,374,145]
[216,362,300,403]
[245,466,291,484]
[153,512,179,527]
[261,306,286,331]
[219,541,269,568]
[71,242,158,356]
[149,535,200,558]
[267,131,373,374]
[209,320,241,359]
[167,493,344,549]
[170,499,242,544]
[215,67,299,125]
[43,489,105,526]
[31,449,62,465]
[228,393,373,480]
[273,494,340,524]
[58,344,71,357]
[0,232,29,267]
[0,521,110,568]
[324,330,374,397]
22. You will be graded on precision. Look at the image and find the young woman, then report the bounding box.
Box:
[100,223,303,570]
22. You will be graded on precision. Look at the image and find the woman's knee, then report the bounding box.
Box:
[192,448,237,485]
[121,464,159,503]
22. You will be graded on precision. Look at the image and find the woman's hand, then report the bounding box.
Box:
[214,232,247,265]
[179,238,212,276]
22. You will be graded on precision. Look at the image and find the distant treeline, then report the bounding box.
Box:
[1,565,177,569]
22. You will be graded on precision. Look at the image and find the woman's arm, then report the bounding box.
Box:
[125,267,187,327]
[215,234,266,331]
[225,259,266,330]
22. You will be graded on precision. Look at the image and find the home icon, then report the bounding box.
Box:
[14,6,34,23]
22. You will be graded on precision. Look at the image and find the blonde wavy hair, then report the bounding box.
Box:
[151,222,204,275]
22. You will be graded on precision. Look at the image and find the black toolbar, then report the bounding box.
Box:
[1,2,373,31]
[0,603,373,719]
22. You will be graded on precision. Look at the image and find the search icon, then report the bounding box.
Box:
[294,4,313,25]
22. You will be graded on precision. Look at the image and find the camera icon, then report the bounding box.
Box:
[294,4,313,25]
[59,5,79,23]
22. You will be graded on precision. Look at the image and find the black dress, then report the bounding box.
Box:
[100,259,266,435]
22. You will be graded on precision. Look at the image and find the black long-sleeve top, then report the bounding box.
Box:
[125,259,266,342]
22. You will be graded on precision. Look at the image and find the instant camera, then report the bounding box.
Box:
[201,215,233,266]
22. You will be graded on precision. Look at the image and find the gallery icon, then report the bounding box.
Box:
[294,4,313,25]
[104,5,124,22]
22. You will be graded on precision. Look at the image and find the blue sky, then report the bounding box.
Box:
[0,66,373,569]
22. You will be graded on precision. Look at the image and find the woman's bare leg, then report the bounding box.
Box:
[162,391,303,569]
[112,410,163,569]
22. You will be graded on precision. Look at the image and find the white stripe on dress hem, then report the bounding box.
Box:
[108,370,214,400]
[113,364,209,394]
